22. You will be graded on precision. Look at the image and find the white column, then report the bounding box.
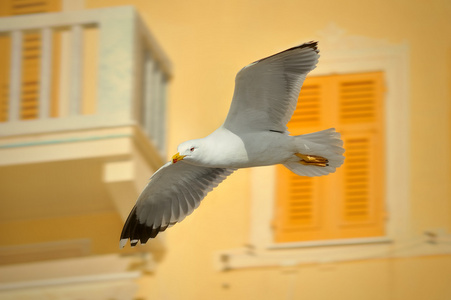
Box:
[143,54,154,138]
[69,24,83,115]
[150,67,161,143]
[8,30,23,122]
[39,28,52,119]
[159,76,167,155]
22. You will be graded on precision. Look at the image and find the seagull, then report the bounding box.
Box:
[120,41,345,248]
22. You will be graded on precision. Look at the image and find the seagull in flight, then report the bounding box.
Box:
[120,41,345,248]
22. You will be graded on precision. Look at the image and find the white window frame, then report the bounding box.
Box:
[250,40,412,248]
[215,30,420,271]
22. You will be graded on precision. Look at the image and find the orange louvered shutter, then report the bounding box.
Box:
[274,72,385,243]
[334,72,385,239]
[0,0,61,121]
[274,77,333,242]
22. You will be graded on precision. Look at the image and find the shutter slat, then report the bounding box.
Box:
[20,32,41,120]
[9,0,59,15]
[289,83,323,129]
[274,165,326,242]
[286,175,316,227]
[342,136,373,223]
[339,76,380,124]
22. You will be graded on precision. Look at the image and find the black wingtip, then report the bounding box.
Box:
[119,206,173,248]
[251,41,319,65]
[302,40,319,54]
[284,40,319,55]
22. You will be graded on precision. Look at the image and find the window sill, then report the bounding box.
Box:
[267,236,392,250]
[214,235,451,271]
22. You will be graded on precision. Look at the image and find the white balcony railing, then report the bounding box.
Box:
[0,6,171,156]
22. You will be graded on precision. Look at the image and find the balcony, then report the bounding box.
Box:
[0,6,171,292]
[0,5,171,147]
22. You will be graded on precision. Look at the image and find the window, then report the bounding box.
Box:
[274,72,386,243]
[215,40,414,271]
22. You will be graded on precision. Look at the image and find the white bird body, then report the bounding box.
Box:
[183,127,293,168]
[179,125,343,173]
[120,41,345,248]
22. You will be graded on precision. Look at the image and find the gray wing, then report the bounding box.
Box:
[223,41,319,133]
[120,161,235,247]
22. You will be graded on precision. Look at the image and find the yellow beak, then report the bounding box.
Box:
[172,152,186,164]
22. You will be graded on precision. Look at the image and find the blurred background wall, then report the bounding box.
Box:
[0,0,450,299]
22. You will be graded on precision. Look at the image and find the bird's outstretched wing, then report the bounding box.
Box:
[223,41,319,133]
[120,161,235,247]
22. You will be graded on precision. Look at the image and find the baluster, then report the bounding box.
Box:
[9,30,23,122]
[158,76,167,154]
[143,53,154,138]
[151,69,161,145]
[69,25,82,115]
[39,27,52,119]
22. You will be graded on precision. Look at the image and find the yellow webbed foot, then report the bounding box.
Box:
[295,153,329,167]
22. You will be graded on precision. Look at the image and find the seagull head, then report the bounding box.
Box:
[172,139,202,164]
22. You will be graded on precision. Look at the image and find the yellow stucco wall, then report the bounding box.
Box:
[0,212,123,255]
[78,0,451,299]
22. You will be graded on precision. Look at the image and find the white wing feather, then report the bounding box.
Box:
[120,161,235,247]
[223,41,319,133]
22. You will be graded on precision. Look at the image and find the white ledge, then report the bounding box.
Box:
[267,237,392,250]
[215,235,451,271]
[0,272,141,291]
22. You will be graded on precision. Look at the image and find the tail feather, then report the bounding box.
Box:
[284,128,345,177]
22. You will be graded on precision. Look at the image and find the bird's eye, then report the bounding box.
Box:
[190,147,195,152]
